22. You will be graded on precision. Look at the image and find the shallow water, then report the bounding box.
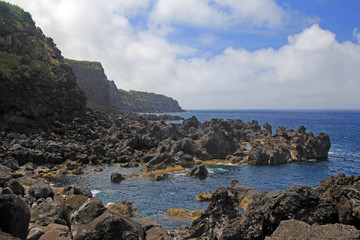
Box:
[53,110,360,229]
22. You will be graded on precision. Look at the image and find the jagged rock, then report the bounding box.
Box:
[29,183,54,199]
[186,164,208,179]
[266,219,360,240]
[107,200,137,217]
[0,194,30,240]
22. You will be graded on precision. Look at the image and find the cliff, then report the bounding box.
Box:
[68,59,185,113]
[0,2,86,130]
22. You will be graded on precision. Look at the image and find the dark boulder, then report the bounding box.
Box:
[5,179,24,195]
[186,165,208,180]
[110,172,125,182]
[0,194,30,240]
[29,183,54,199]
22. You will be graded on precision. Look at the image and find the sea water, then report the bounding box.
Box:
[53,110,360,229]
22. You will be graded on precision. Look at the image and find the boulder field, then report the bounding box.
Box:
[1,162,359,239]
[0,110,331,177]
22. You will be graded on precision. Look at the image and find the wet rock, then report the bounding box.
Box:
[195,191,213,201]
[0,194,30,240]
[110,172,125,182]
[142,172,169,181]
[186,164,208,179]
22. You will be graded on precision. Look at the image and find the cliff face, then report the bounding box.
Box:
[68,59,184,113]
[0,2,86,129]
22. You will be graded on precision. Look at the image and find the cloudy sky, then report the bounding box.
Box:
[7,0,360,109]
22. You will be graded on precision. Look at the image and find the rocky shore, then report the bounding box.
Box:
[1,161,359,240]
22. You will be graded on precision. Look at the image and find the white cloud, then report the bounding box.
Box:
[6,1,360,109]
[149,0,287,30]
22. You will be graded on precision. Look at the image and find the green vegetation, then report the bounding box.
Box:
[66,59,103,71]
[0,2,86,120]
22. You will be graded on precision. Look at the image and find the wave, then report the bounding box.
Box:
[91,189,101,196]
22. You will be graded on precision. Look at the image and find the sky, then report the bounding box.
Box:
[6,0,360,110]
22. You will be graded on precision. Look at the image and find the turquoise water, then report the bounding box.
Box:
[54,110,360,229]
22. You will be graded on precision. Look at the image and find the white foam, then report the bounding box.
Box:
[106,202,115,206]
[91,189,101,196]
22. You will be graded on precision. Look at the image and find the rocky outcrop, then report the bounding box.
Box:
[68,59,185,113]
[266,219,360,240]
[0,2,86,132]
[176,174,360,240]
[186,164,209,179]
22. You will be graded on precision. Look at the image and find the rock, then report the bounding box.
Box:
[29,183,54,199]
[38,231,71,240]
[30,202,66,226]
[314,173,360,228]
[186,164,208,179]
[110,172,125,182]
[195,191,213,201]
[0,172,12,187]
[191,209,205,220]
[266,219,360,240]
[72,210,144,240]
[61,195,106,228]
[62,184,93,198]
[27,227,45,240]
[0,231,21,240]
[142,172,169,181]
[137,217,161,232]
[107,200,137,217]
[2,156,20,170]
[145,227,172,240]
[5,179,25,195]
[164,208,190,218]
[0,194,30,240]
[120,161,139,168]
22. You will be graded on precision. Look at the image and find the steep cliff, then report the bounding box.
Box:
[68,59,184,113]
[0,2,86,129]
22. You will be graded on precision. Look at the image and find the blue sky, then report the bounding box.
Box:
[7,0,360,109]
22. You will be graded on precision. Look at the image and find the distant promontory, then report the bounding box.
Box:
[67,59,185,113]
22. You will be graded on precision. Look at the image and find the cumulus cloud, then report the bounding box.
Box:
[353,28,360,43]
[149,0,287,30]
[7,1,360,109]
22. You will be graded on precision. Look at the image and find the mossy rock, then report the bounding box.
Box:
[195,192,213,201]
[142,172,168,181]
[164,208,190,218]
[107,200,137,217]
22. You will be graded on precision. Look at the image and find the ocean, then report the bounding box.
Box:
[53,110,360,229]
